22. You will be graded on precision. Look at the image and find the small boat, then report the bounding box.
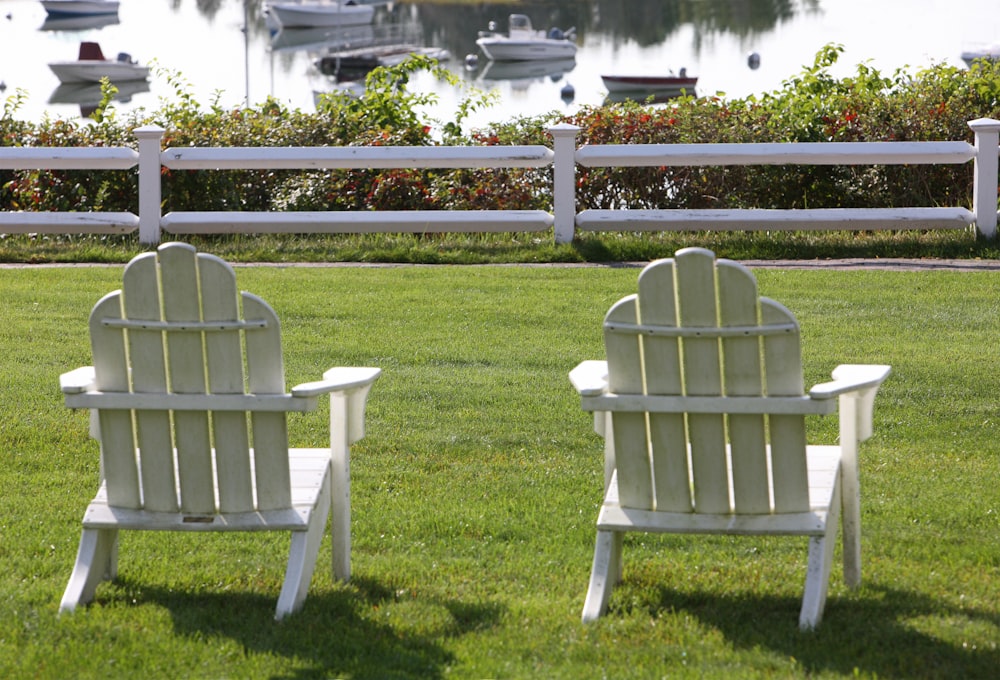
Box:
[48,42,150,84]
[316,44,451,81]
[40,0,119,16]
[476,14,577,61]
[601,72,698,93]
[264,1,375,30]
[960,43,1000,64]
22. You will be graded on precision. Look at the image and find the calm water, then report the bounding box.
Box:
[1,0,998,132]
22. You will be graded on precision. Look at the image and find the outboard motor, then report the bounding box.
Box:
[116,52,134,64]
[549,27,563,40]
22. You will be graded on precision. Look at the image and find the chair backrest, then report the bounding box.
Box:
[89,243,293,515]
[603,248,810,515]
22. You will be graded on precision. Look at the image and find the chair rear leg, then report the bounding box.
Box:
[60,528,118,614]
[582,529,622,622]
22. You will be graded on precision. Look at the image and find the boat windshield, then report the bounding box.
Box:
[508,14,532,32]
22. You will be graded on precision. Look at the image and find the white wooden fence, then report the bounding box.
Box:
[2,119,998,245]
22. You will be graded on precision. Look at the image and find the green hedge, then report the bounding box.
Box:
[3,46,1000,217]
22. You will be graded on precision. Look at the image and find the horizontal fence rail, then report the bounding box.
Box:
[573,141,979,166]
[161,146,555,169]
[2,119,998,244]
[158,142,555,241]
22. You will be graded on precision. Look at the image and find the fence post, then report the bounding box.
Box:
[134,125,165,246]
[969,117,1000,239]
[548,123,580,245]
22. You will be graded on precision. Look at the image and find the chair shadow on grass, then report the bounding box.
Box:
[127,575,504,680]
[625,583,999,678]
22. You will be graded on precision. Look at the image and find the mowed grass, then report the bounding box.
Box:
[0,262,997,679]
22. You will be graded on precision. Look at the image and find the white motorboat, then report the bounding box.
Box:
[41,0,119,15]
[264,1,375,30]
[48,42,150,84]
[476,14,577,61]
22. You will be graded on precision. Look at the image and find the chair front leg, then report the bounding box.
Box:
[330,392,353,581]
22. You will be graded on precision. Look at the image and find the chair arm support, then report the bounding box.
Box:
[810,364,891,443]
[298,367,381,446]
[60,366,102,441]
[569,361,612,441]
[60,366,96,395]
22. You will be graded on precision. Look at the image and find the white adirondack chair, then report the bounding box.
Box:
[570,248,890,630]
[59,242,380,620]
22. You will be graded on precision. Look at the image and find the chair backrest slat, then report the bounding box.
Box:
[159,245,214,514]
[717,261,770,514]
[636,259,692,513]
[761,299,810,512]
[674,249,729,514]
[602,248,811,516]
[122,253,179,512]
[200,252,254,513]
[604,295,654,510]
[243,293,292,510]
[90,293,141,509]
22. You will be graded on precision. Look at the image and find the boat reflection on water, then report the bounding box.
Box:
[604,88,697,105]
[316,45,451,82]
[269,24,375,53]
[48,79,151,118]
[478,57,576,88]
[39,13,121,32]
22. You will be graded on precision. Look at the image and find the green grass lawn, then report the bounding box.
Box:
[0,261,997,678]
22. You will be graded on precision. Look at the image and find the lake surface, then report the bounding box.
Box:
[1,0,998,132]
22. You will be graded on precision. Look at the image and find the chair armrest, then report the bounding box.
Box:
[291,366,381,398]
[569,360,609,396]
[808,364,891,399]
[60,367,96,395]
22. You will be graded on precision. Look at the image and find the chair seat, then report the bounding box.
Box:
[81,448,332,531]
[597,446,841,536]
